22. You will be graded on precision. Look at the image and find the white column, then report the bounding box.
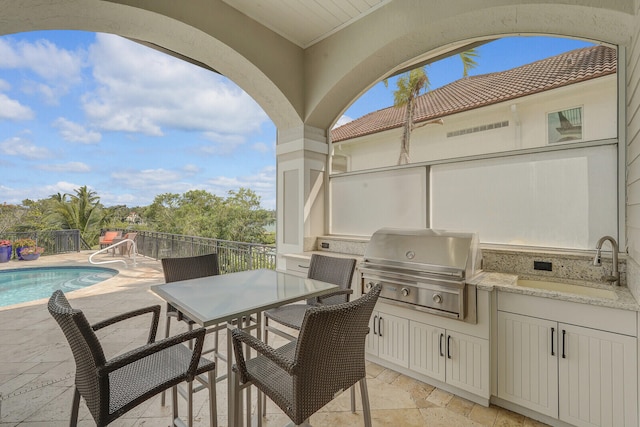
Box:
[276,125,328,262]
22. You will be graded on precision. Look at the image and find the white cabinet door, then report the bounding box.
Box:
[558,323,638,427]
[378,311,409,367]
[446,330,490,398]
[366,311,380,356]
[409,320,446,382]
[497,311,558,417]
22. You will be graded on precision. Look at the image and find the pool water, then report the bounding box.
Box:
[0,266,118,307]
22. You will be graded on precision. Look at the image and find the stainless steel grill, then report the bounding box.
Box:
[360,228,482,323]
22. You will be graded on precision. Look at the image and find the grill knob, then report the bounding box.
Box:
[401,287,410,297]
[433,294,443,304]
[365,281,375,291]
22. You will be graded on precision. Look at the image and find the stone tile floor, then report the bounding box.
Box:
[0,252,548,426]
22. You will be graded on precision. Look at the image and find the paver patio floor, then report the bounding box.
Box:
[0,252,546,426]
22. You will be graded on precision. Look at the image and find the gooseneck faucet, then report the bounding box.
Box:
[593,235,619,286]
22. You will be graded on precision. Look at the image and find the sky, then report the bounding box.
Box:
[0,33,595,210]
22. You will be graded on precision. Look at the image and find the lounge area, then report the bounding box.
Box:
[0,252,545,426]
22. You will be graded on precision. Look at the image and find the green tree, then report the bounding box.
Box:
[385,49,479,164]
[49,186,105,246]
[144,188,272,244]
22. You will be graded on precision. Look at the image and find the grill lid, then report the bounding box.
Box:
[363,228,482,279]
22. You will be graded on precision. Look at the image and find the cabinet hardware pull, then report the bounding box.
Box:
[447,335,452,359]
[297,264,309,269]
[378,316,383,337]
[439,333,444,357]
[551,327,555,356]
[373,315,377,335]
[562,329,566,359]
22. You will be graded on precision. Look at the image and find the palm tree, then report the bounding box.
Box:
[49,186,105,246]
[385,49,479,164]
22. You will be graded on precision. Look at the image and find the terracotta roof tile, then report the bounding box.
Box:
[331,45,616,142]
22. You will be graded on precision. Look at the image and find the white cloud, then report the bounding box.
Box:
[333,115,353,128]
[0,136,50,159]
[0,181,83,205]
[0,37,85,103]
[53,117,101,144]
[0,93,34,120]
[205,165,276,209]
[251,142,271,153]
[109,168,195,197]
[183,164,200,174]
[83,34,269,146]
[37,161,91,172]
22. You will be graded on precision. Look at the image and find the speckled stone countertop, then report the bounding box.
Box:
[472,271,640,312]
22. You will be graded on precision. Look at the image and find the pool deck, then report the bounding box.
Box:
[0,251,545,426]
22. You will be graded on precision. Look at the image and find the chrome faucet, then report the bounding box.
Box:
[593,236,620,286]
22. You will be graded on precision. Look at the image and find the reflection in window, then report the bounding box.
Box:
[548,107,583,143]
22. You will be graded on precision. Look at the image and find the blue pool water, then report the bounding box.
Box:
[0,266,118,307]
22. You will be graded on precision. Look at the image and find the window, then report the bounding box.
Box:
[547,106,583,144]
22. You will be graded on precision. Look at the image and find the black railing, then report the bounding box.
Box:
[0,230,81,256]
[102,229,276,273]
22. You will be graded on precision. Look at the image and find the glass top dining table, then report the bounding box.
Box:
[150,268,339,425]
[150,268,339,327]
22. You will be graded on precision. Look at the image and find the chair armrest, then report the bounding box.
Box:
[99,327,207,379]
[231,328,295,383]
[315,289,353,305]
[92,305,161,344]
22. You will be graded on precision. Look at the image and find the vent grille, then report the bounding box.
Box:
[447,121,509,138]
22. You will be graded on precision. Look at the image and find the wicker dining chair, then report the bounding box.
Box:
[231,283,382,427]
[48,290,217,427]
[160,252,220,405]
[264,254,357,341]
[262,254,357,413]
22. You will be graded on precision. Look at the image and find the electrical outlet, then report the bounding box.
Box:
[321,242,329,249]
[534,261,552,271]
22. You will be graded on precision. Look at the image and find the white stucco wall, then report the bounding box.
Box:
[335,74,617,172]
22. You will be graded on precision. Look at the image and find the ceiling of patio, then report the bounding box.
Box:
[221,0,391,48]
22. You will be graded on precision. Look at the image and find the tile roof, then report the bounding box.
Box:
[331,45,616,143]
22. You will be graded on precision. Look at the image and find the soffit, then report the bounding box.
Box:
[221,0,391,48]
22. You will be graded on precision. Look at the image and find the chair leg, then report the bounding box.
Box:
[350,385,356,413]
[261,317,268,417]
[188,380,194,427]
[230,370,238,427]
[359,378,372,427]
[161,314,172,406]
[172,385,178,426]
[69,386,80,427]
[207,369,217,427]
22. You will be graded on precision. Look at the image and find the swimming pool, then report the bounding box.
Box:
[0,266,118,308]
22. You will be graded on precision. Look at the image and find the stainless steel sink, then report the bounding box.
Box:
[517,279,617,300]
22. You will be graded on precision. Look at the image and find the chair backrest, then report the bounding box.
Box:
[122,232,137,251]
[48,290,107,422]
[291,284,382,424]
[161,252,220,283]
[306,254,356,303]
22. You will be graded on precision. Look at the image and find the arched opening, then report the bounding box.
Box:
[327,35,620,250]
[0,30,278,211]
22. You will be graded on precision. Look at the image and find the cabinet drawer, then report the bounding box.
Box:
[498,291,637,337]
[283,256,311,277]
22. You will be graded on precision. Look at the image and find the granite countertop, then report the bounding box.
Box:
[474,271,640,312]
[283,251,640,312]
